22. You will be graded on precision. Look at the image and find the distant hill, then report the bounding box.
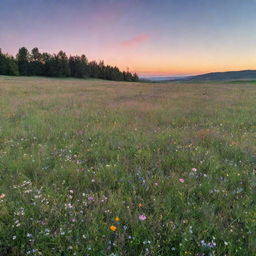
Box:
[184,70,256,81]
[141,70,256,82]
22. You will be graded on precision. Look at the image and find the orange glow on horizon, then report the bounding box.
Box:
[2,0,256,77]
[114,61,256,76]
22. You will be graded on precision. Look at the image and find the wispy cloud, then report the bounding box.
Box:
[120,34,150,47]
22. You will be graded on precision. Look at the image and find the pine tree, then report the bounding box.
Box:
[16,47,30,75]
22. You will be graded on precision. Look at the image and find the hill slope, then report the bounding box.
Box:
[187,70,256,81]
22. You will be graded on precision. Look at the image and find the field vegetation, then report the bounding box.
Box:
[0,76,255,255]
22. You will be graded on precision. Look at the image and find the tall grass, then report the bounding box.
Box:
[0,76,255,255]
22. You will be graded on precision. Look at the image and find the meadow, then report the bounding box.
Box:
[0,76,255,256]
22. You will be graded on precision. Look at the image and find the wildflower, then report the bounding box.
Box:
[139,214,147,221]
[0,194,6,199]
[65,203,73,209]
[201,240,216,248]
[192,168,197,172]
[138,203,143,207]
[13,236,16,240]
[27,233,33,238]
[114,217,120,222]
[110,225,117,231]
[179,178,185,183]
[88,196,94,201]
[207,242,216,248]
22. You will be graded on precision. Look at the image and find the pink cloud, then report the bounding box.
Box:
[120,34,150,47]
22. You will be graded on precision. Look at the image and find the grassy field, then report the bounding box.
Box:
[0,76,256,256]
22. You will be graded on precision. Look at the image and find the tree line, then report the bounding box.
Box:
[0,47,139,82]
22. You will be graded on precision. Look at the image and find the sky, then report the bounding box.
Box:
[1,0,256,76]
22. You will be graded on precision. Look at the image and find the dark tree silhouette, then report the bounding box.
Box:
[0,47,139,82]
[56,51,70,77]
[16,47,30,76]
[29,47,43,75]
[69,55,88,78]
[0,50,19,76]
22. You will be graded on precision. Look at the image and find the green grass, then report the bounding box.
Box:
[0,76,256,255]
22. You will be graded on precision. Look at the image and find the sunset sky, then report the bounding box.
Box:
[1,0,256,76]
